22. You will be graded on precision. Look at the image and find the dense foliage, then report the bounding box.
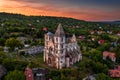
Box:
[0,12,120,80]
[4,70,25,80]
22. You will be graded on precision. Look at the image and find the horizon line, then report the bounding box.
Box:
[0,11,119,22]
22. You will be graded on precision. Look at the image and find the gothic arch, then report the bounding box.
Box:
[48,54,56,67]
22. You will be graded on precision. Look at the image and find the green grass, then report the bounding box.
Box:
[4,51,44,66]
[3,51,59,70]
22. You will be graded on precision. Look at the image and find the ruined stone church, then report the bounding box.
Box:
[44,24,82,69]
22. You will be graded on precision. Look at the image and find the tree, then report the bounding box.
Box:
[4,70,25,80]
[0,46,3,51]
[96,73,112,80]
[38,39,44,45]
[2,58,14,71]
[0,38,5,46]
[5,38,23,51]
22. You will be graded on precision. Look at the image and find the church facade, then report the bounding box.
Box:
[44,24,82,69]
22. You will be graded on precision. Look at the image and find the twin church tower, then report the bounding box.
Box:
[44,24,82,69]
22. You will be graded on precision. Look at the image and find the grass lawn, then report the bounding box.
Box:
[4,52,56,69]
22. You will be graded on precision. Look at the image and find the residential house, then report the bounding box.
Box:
[109,66,120,77]
[103,51,116,62]
[24,67,47,80]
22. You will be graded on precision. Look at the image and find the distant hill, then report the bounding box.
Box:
[0,12,85,23]
[0,12,88,28]
[96,21,120,24]
[0,12,120,39]
[113,21,120,24]
[0,12,119,33]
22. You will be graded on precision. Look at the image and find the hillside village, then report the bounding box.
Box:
[0,13,120,80]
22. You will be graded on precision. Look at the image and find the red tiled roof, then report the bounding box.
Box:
[103,51,109,57]
[109,69,120,77]
[103,51,116,59]
[118,66,120,70]
[43,27,48,31]
[24,67,34,80]
[78,36,83,39]
[98,40,105,44]
[109,53,116,59]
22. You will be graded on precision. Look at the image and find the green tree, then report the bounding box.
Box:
[0,38,5,46]
[38,39,44,45]
[96,73,112,80]
[0,46,3,51]
[4,70,25,80]
[5,38,23,51]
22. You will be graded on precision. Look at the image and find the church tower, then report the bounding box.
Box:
[71,34,78,47]
[71,34,77,43]
[54,24,66,69]
[44,23,82,69]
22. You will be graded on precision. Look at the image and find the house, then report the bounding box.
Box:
[107,31,112,34]
[24,67,48,80]
[32,68,47,80]
[19,46,44,55]
[97,30,104,34]
[24,67,34,80]
[98,39,105,44]
[103,51,116,62]
[78,35,85,40]
[117,32,120,36]
[44,24,82,69]
[109,66,120,77]
[90,31,95,34]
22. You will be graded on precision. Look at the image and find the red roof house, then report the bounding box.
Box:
[109,70,120,77]
[109,66,120,77]
[98,40,105,44]
[24,67,34,80]
[103,51,116,62]
[24,67,48,80]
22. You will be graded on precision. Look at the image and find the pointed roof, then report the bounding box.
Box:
[71,34,77,42]
[54,23,65,37]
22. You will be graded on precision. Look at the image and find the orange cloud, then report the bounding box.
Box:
[0,0,120,21]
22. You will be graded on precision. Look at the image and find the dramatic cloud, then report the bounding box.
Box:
[0,0,120,21]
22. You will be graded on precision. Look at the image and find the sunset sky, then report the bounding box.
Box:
[0,0,120,21]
